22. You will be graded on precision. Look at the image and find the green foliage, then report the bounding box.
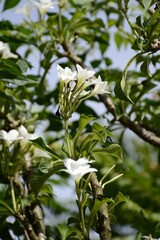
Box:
[0,0,160,239]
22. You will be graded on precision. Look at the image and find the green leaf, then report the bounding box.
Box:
[114,75,133,103]
[3,0,21,11]
[114,32,123,49]
[0,91,23,105]
[108,192,127,214]
[16,59,28,73]
[74,114,94,141]
[30,137,60,160]
[0,200,15,215]
[0,77,37,86]
[31,160,64,196]
[140,54,152,77]
[88,198,111,231]
[39,160,54,173]
[93,143,123,161]
[0,59,22,76]
[91,60,101,68]
[142,0,152,11]
[57,225,74,240]
[79,131,104,153]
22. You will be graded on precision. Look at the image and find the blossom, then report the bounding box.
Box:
[57,64,77,83]
[15,3,32,17]
[0,41,18,59]
[90,76,109,96]
[32,0,55,14]
[18,125,37,140]
[0,129,23,143]
[76,64,95,83]
[63,158,97,181]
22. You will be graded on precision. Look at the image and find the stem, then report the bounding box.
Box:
[58,1,63,42]
[75,181,88,240]
[123,51,147,80]
[64,120,73,158]
[10,177,17,212]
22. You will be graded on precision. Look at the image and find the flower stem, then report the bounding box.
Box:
[75,181,88,240]
[10,177,17,212]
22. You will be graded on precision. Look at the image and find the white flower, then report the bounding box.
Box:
[76,64,95,83]
[15,3,32,17]
[32,0,55,14]
[57,64,77,83]
[0,41,18,59]
[0,129,23,143]
[18,125,37,140]
[0,41,6,51]
[90,76,109,95]
[63,158,97,181]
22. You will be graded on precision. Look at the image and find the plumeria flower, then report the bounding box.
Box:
[57,64,77,83]
[76,64,95,84]
[90,76,109,96]
[18,125,37,140]
[63,158,97,182]
[0,41,18,59]
[0,41,6,51]
[0,129,23,144]
[32,0,55,15]
[15,3,33,18]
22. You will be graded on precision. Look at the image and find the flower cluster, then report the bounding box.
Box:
[0,41,18,59]
[16,0,55,17]
[57,64,109,121]
[62,158,97,182]
[0,125,37,144]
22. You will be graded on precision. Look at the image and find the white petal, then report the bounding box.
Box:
[76,64,95,82]
[57,64,77,82]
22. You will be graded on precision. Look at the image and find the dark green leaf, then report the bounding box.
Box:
[114,75,133,103]
[109,192,128,214]
[31,160,64,195]
[0,200,15,215]
[3,0,21,11]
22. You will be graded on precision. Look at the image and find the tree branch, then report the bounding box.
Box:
[90,172,111,240]
[100,93,160,147]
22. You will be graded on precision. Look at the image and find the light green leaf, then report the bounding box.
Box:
[140,54,152,77]
[93,143,123,161]
[142,0,152,11]
[16,59,28,73]
[39,160,54,173]
[57,225,74,240]
[30,137,60,160]
[74,114,94,141]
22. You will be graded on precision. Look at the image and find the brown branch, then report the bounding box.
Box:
[119,116,160,147]
[62,42,84,66]
[16,212,38,240]
[90,172,111,240]
[100,93,160,148]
